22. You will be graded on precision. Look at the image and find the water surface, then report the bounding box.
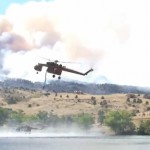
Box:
[0,136,150,150]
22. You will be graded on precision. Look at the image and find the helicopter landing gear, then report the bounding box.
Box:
[36,72,38,74]
[52,75,61,79]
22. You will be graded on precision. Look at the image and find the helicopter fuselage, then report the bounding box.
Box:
[34,60,93,88]
[34,61,93,78]
[46,62,62,75]
[34,62,64,75]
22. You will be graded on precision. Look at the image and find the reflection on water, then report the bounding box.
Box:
[0,136,150,150]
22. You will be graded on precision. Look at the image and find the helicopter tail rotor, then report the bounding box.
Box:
[84,68,93,75]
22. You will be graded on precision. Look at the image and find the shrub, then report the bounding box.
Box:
[91,96,96,100]
[131,110,138,116]
[147,107,150,111]
[100,100,107,106]
[91,96,96,105]
[128,103,131,106]
[127,94,136,98]
[137,120,150,135]
[145,101,149,105]
[126,98,130,102]
[0,107,10,125]
[98,111,105,124]
[6,96,19,104]
[104,110,135,135]
[73,113,94,130]
[133,99,136,103]
[77,99,80,102]
[92,100,96,105]
[75,95,78,99]
[60,115,73,125]
[37,111,48,122]
[28,104,32,108]
[137,98,142,103]
[101,96,105,99]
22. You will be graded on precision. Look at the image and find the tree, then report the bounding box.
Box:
[73,113,94,130]
[98,111,105,124]
[133,99,136,103]
[37,111,48,122]
[137,120,150,135]
[104,110,135,135]
[0,107,9,125]
[10,111,24,124]
[60,115,73,126]
[91,96,96,105]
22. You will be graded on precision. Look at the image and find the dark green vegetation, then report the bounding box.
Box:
[98,110,150,135]
[0,107,94,130]
[98,110,105,124]
[137,120,150,135]
[72,113,94,130]
[104,110,135,135]
[1,105,150,135]
[1,78,150,135]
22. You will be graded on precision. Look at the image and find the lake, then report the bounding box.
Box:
[0,135,150,150]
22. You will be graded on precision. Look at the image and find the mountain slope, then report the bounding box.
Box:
[0,78,150,94]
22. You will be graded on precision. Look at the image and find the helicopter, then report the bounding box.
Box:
[34,59,93,88]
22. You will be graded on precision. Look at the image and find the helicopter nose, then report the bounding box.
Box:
[34,64,42,71]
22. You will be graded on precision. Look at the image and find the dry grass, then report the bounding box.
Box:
[0,89,150,124]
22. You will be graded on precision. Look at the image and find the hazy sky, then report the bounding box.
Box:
[0,0,150,87]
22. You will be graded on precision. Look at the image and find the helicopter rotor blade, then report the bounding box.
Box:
[58,61,81,64]
[39,56,51,61]
[39,57,59,63]
[39,57,81,64]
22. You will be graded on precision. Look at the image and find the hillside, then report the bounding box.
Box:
[0,78,150,94]
[0,87,150,122]
[0,79,150,133]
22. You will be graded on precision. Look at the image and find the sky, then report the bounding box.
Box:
[0,0,150,87]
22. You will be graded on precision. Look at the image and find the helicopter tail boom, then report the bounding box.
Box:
[62,67,93,76]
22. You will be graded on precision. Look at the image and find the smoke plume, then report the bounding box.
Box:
[0,0,150,86]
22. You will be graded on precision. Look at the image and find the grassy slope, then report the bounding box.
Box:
[0,89,150,125]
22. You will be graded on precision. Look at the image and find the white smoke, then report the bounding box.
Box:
[0,0,150,86]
